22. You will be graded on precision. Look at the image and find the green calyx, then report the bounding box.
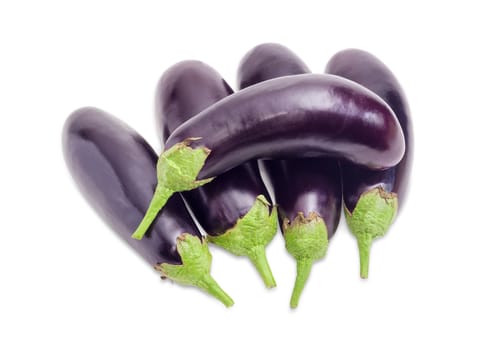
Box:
[207,195,278,288]
[345,187,398,279]
[283,212,329,308]
[132,138,214,240]
[156,233,234,307]
[156,138,214,192]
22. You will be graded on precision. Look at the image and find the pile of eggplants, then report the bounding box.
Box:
[63,43,411,308]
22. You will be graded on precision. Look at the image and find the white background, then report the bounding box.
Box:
[1,1,492,349]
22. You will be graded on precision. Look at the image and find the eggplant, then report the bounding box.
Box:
[238,43,342,308]
[132,73,406,240]
[155,60,277,288]
[325,48,413,278]
[238,43,310,89]
[62,107,233,306]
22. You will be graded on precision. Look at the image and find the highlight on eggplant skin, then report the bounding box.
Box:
[62,107,234,307]
[238,43,342,308]
[326,48,413,278]
[131,72,406,240]
[155,60,277,288]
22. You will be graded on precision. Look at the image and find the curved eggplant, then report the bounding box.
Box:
[132,73,406,241]
[326,48,413,278]
[238,43,342,308]
[63,107,233,306]
[155,60,277,288]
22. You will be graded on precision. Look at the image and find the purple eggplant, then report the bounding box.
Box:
[238,43,310,89]
[155,60,277,288]
[238,43,342,308]
[132,73,406,241]
[326,49,413,278]
[62,107,233,306]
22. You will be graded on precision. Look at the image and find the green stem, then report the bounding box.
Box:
[158,234,234,307]
[196,275,234,307]
[283,212,328,308]
[357,235,372,279]
[131,139,214,240]
[344,187,398,279]
[207,195,278,289]
[131,185,173,240]
[290,259,314,309]
[246,246,276,288]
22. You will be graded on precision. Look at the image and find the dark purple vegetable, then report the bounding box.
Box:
[155,60,277,288]
[62,107,233,306]
[238,43,310,89]
[238,43,342,308]
[326,48,413,278]
[132,73,406,241]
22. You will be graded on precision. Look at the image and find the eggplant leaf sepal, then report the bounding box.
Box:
[283,212,329,308]
[132,138,214,240]
[345,187,398,279]
[207,195,278,288]
[156,233,234,307]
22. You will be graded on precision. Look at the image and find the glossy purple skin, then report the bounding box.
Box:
[261,159,341,236]
[156,61,271,235]
[238,43,341,237]
[63,107,202,265]
[238,43,310,90]
[166,73,406,179]
[326,49,413,211]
